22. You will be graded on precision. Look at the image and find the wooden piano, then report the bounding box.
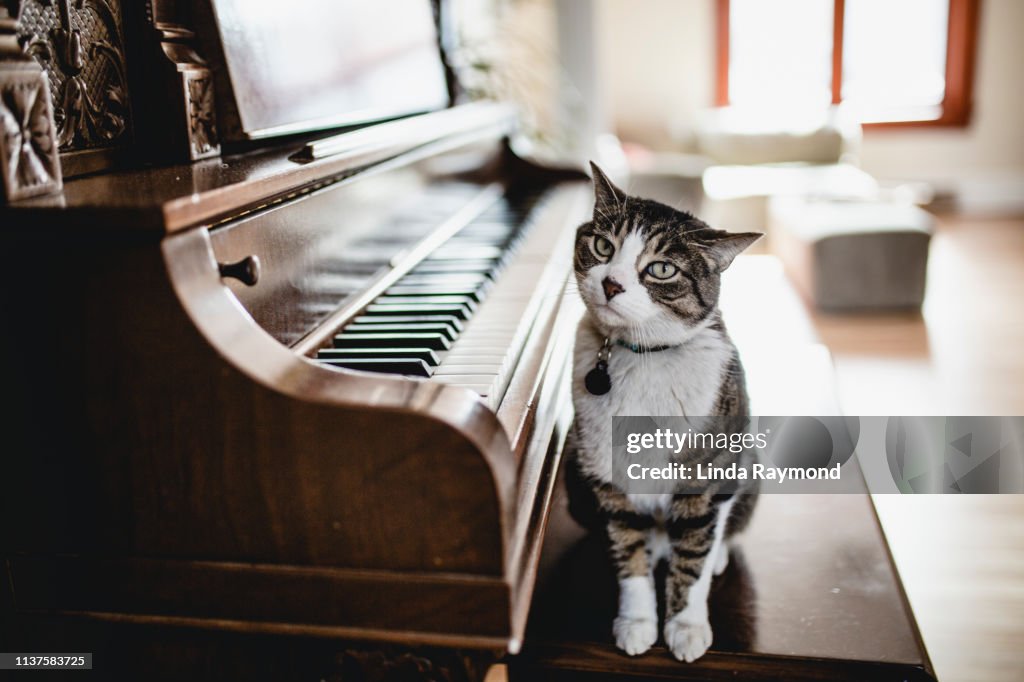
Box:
[1,1,588,678]
[0,2,934,680]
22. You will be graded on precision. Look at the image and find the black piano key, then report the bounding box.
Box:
[333,332,452,351]
[317,347,440,366]
[351,314,464,332]
[363,302,472,320]
[317,358,431,377]
[343,322,458,342]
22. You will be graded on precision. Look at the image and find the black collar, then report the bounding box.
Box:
[614,338,680,354]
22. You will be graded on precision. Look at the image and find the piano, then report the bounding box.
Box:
[0,2,936,680]
[0,0,589,678]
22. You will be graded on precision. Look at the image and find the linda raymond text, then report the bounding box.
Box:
[626,462,842,482]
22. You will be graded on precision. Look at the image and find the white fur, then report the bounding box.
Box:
[572,315,732,507]
[663,497,734,662]
[712,541,730,576]
[614,575,658,655]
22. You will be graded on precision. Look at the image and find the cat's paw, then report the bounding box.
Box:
[712,545,730,576]
[613,616,658,656]
[664,616,713,662]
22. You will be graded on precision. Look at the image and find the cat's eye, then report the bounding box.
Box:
[645,261,678,280]
[593,235,615,259]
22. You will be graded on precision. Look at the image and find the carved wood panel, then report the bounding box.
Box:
[1,3,63,201]
[18,0,131,158]
[0,62,62,200]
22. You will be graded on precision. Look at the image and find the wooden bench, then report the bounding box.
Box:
[508,256,935,681]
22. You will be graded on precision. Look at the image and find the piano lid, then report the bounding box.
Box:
[206,0,450,140]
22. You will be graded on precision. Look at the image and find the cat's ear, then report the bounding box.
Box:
[590,161,625,217]
[693,230,763,271]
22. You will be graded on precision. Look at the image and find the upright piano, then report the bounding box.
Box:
[0,2,937,681]
[1,1,588,678]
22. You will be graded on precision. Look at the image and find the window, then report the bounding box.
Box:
[716,0,979,127]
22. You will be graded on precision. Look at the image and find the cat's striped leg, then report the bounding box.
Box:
[663,496,734,662]
[598,487,658,656]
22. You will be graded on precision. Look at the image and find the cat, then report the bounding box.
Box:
[565,162,761,662]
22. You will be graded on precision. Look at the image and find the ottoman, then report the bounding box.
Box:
[769,196,934,311]
[701,162,878,233]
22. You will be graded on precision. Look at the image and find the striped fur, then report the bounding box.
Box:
[567,163,761,662]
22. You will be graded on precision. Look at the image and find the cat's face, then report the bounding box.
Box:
[574,163,761,343]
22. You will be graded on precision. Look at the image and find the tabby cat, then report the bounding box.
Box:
[566,163,760,662]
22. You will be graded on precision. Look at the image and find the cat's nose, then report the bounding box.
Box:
[602,276,624,300]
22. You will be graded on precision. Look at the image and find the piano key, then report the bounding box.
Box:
[444,336,518,346]
[430,374,499,385]
[439,355,508,365]
[318,347,440,366]
[317,358,431,377]
[429,261,551,402]
[446,237,512,248]
[393,273,490,287]
[432,363,504,376]
[351,314,464,332]
[458,221,518,233]
[308,186,558,394]
[364,302,472,320]
[443,345,513,355]
[343,322,458,341]
[384,285,484,301]
[374,295,478,310]
[334,332,452,351]
[425,246,504,261]
[410,260,497,275]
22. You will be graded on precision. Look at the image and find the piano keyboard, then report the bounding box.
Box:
[313,185,569,406]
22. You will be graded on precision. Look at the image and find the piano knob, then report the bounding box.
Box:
[218,255,261,286]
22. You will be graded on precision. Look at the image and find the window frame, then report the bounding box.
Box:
[715,0,980,128]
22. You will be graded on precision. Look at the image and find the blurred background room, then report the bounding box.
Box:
[451,1,1024,681]
[451,0,1024,415]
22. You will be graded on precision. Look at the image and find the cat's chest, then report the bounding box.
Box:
[571,322,732,484]
[572,325,730,420]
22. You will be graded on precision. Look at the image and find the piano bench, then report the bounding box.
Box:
[508,331,933,681]
[507,488,935,682]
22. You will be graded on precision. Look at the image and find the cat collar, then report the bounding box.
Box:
[584,337,680,395]
[614,339,679,354]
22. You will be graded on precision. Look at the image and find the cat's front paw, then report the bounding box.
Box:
[664,616,713,662]
[613,616,657,656]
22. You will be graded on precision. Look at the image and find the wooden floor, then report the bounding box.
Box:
[812,214,1024,416]
[873,494,1024,682]
[489,214,1024,682]
[817,213,1024,682]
